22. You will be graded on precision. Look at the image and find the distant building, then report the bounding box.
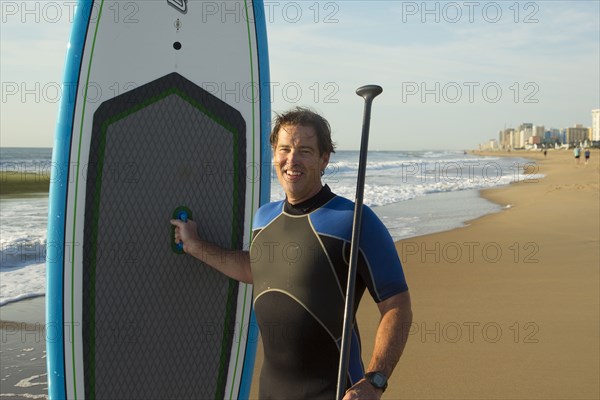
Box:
[479,139,499,151]
[566,124,590,145]
[499,128,515,149]
[544,128,562,144]
[515,129,524,148]
[516,123,533,148]
[592,109,600,141]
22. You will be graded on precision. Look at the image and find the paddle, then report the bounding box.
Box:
[336,84,383,400]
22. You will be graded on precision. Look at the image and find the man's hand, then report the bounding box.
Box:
[343,379,383,400]
[170,218,199,253]
[169,218,253,283]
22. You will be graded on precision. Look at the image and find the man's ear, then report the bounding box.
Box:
[321,152,330,170]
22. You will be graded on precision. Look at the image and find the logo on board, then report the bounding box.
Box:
[168,0,188,14]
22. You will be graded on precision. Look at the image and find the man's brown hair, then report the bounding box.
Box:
[270,107,336,155]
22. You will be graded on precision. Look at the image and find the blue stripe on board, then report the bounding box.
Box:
[239,0,271,398]
[46,1,94,399]
[257,0,273,210]
[256,0,273,210]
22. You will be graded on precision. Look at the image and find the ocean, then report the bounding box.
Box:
[0,147,541,306]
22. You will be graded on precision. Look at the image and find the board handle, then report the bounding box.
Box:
[172,206,192,254]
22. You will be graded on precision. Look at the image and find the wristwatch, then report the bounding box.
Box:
[365,371,388,392]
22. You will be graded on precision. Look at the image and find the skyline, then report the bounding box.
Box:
[1,0,599,150]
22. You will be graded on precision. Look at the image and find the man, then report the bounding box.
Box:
[171,107,412,399]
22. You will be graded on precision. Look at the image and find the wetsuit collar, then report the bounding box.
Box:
[284,185,336,215]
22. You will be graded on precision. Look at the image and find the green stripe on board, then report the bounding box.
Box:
[71,1,105,398]
[215,278,239,399]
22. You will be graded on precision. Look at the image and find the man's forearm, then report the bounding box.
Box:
[185,239,252,284]
[367,292,413,377]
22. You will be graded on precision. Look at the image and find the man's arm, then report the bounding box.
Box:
[170,219,252,284]
[343,290,413,400]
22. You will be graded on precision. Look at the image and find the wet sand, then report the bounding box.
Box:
[0,296,48,399]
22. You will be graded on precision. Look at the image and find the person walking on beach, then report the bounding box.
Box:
[171,107,412,400]
[574,147,581,164]
[584,149,591,165]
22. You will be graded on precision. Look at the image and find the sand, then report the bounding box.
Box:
[249,149,599,399]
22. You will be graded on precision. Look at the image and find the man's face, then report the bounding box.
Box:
[274,124,330,204]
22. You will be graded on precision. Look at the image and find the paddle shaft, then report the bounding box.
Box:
[335,85,383,400]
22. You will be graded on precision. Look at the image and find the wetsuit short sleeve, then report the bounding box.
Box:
[308,196,408,303]
[357,205,408,302]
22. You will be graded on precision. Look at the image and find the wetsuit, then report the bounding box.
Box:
[250,186,408,399]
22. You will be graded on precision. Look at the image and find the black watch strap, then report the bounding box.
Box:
[365,371,388,392]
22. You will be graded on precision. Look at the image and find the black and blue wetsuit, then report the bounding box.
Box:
[250,186,408,399]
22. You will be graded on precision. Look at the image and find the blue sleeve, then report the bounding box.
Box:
[252,200,284,230]
[358,206,408,302]
[310,197,408,302]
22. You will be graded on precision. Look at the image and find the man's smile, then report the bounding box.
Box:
[283,167,304,181]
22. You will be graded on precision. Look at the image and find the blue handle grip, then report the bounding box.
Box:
[176,211,188,251]
[172,206,192,254]
[177,211,188,223]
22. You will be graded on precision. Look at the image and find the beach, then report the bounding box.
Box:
[1,149,598,399]
[250,149,600,399]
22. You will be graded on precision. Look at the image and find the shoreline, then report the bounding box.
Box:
[369,150,545,241]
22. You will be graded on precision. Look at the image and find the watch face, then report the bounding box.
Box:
[367,372,388,389]
[372,373,386,387]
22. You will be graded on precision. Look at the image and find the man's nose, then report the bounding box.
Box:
[287,148,299,163]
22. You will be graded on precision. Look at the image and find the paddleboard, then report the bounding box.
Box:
[46,1,271,398]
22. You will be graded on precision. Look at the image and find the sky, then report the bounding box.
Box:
[1,0,599,150]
